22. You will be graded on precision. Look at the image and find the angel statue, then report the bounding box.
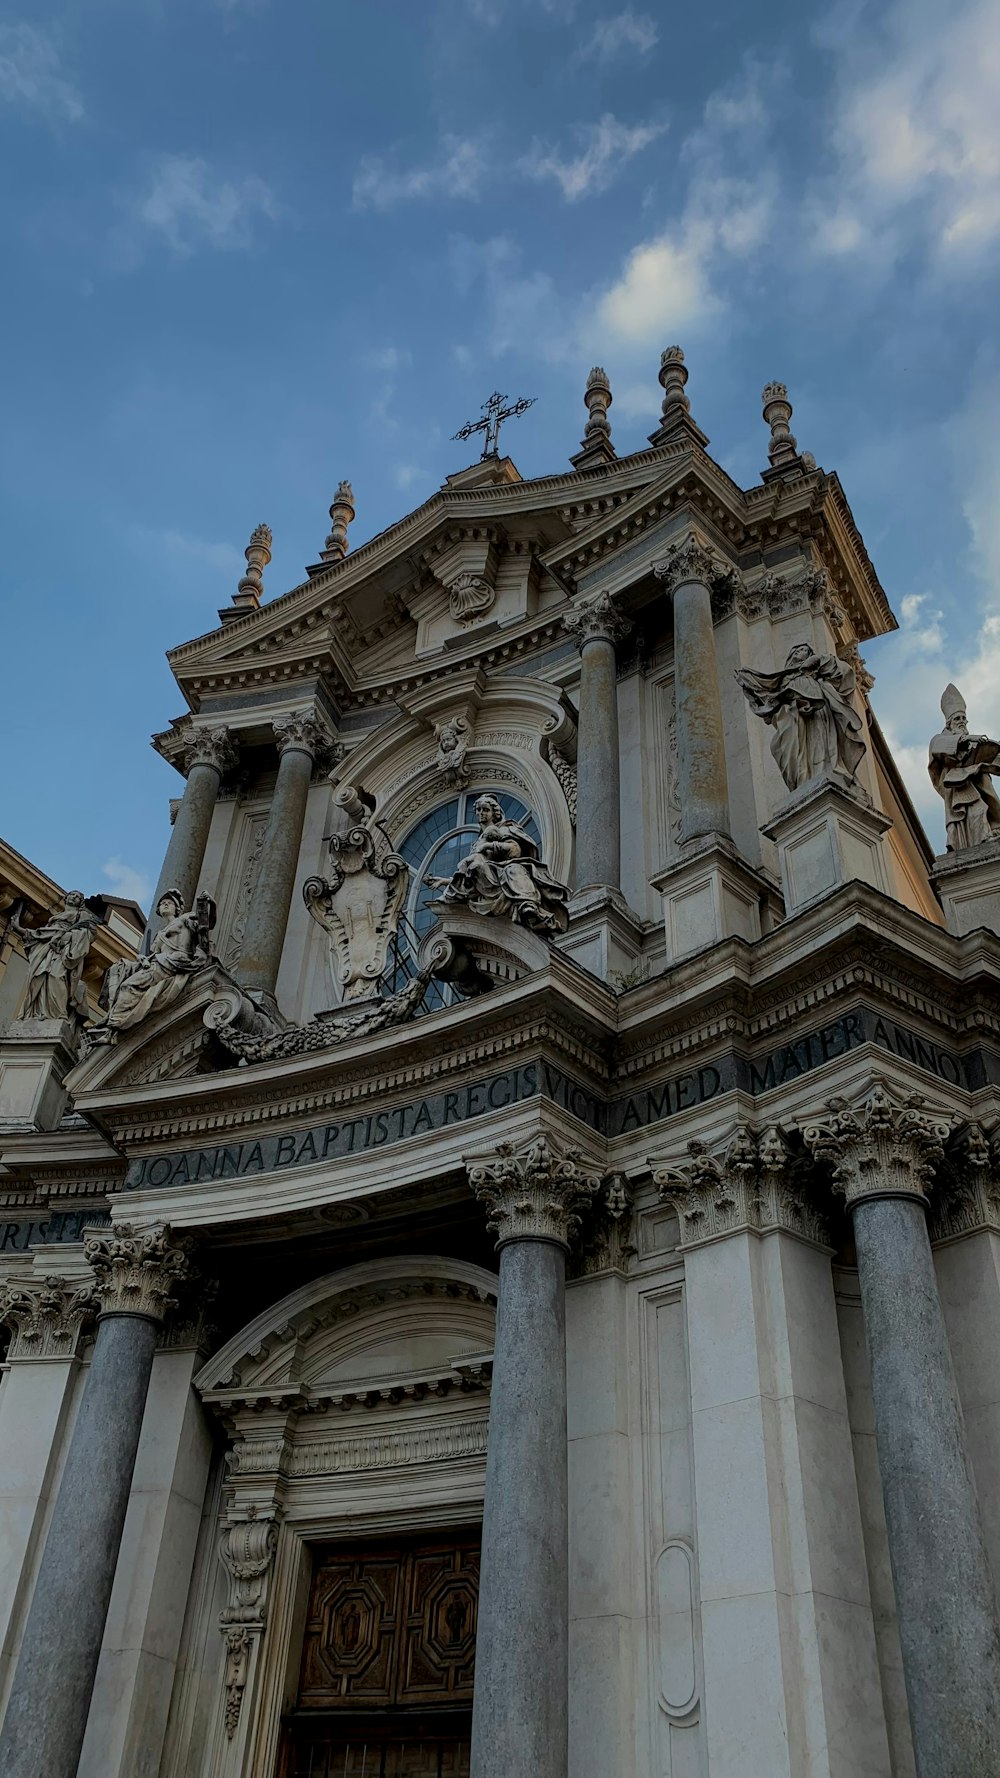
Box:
[929,683,1000,852]
[12,891,99,1024]
[735,642,866,793]
[429,794,570,934]
[88,889,216,1042]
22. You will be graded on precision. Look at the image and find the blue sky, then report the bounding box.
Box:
[2,0,999,904]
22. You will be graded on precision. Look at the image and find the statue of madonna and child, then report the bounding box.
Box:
[428,794,570,935]
[88,889,217,1043]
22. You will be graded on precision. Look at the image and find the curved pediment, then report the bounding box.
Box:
[64,968,240,1095]
[195,1255,498,1409]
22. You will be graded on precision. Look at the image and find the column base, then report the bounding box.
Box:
[651,835,782,965]
[557,887,647,985]
[761,775,892,916]
[0,1020,81,1131]
[929,838,1000,938]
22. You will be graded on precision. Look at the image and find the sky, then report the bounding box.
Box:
[2,0,999,905]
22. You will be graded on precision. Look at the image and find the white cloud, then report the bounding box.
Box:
[394,464,420,490]
[817,0,1000,260]
[353,136,485,211]
[898,592,945,654]
[577,11,658,61]
[595,223,721,344]
[129,525,245,577]
[132,155,277,256]
[0,23,82,123]
[103,857,152,907]
[521,113,667,202]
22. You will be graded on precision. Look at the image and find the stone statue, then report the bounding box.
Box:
[13,892,99,1024]
[89,890,215,1041]
[433,715,471,787]
[929,684,1000,852]
[735,643,866,792]
[429,793,569,934]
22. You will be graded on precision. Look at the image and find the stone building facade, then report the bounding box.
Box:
[2,355,1000,1778]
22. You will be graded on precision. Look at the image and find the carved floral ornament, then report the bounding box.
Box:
[82,1222,197,1323]
[184,724,237,777]
[219,1511,281,1738]
[652,535,720,596]
[466,1134,602,1249]
[798,1081,957,1208]
[0,1275,97,1360]
[651,1124,830,1248]
[562,591,632,649]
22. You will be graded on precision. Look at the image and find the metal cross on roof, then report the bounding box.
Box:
[452,390,536,461]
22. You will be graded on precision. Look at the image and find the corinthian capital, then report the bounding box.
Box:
[272,708,326,759]
[185,725,237,777]
[83,1222,196,1324]
[799,1081,956,1208]
[653,535,718,595]
[0,1275,97,1360]
[562,592,632,649]
[466,1135,601,1249]
[652,1125,829,1247]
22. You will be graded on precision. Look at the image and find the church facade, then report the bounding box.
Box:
[2,354,1000,1778]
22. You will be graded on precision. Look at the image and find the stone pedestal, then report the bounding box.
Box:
[651,835,781,964]
[466,1138,600,1778]
[557,886,645,985]
[929,838,1000,938]
[761,775,891,915]
[0,1019,80,1131]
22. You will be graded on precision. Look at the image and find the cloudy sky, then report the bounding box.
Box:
[3,0,999,904]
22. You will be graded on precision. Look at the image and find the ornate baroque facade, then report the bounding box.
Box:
[2,357,1000,1778]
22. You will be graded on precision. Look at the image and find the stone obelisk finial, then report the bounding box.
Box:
[570,366,617,471]
[221,523,272,625]
[648,346,709,449]
[761,382,813,480]
[321,480,356,564]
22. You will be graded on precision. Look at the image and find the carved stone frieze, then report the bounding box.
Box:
[652,1125,831,1248]
[83,1222,197,1323]
[798,1080,956,1208]
[467,1135,602,1249]
[562,591,632,648]
[0,1275,96,1359]
[545,744,577,826]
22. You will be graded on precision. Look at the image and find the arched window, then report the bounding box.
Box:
[387,788,541,1011]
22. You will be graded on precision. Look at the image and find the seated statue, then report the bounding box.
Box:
[89,890,215,1041]
[13,891,99,1024]
[428,794,570,935]
[929,683,1000,852]
[735,642,866,792]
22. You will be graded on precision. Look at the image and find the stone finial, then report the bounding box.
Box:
[562,590,632,648]
[570,366,617,471]
[321,479,356,563]
[649,346,710,449]
[798,1080,956,1208]
[83,1223,197,1324]
[220,524,271,625]
[466,1136,602,1249]
[761,381,804,479]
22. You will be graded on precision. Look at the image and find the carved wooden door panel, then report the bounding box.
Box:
[299,1535,479,1711]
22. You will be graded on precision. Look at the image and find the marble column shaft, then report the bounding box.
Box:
[468,1140,599,1778]
[852,1195,1000,1777]
[655,544,730,843]
[471,1237,568,1778]
[563,596,629,893]
[237,713,321,998]
[0,1313,159,1778]
[149,729,234,939]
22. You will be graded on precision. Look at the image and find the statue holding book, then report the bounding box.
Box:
[929,684,1000,852]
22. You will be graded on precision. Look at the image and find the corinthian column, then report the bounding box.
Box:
[562,594,631,891]
[149,726,236,937]
[237,708,327,1001]
[466,1137,600,1778]
[802,1083,1000,1778]
[0,1225,195,1778]
[654,537,731,843]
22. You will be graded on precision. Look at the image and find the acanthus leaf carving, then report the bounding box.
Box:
[218,1511,281,1738]
[798,1079,956,1208]
[0,1275,97,1359]
[562,591,632,648]
[83,1222,197,1324]
[466,1134,601,1249]
[652,1125,830,1247]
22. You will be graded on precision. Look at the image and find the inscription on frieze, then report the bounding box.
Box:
[0,1209,111,1253]
[122,1008,995,1193]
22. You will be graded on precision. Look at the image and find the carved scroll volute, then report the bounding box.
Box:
[218,1512,280,1741]
[303,794,409,1002]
